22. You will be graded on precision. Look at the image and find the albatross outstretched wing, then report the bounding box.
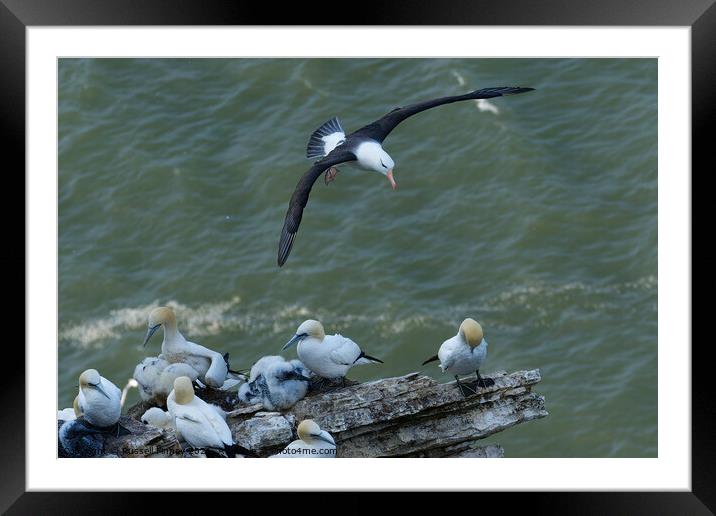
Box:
[278,150,356,266]
[351,86,535,143]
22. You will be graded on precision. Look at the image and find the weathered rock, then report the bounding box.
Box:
[412,442,505,458]
[71,369,546,458]
[285,369,546,457]
[232,412,296,456]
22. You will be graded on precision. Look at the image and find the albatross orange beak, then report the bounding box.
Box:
[386,169,397,190]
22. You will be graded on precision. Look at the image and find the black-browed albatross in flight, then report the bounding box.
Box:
[277,86,535,266]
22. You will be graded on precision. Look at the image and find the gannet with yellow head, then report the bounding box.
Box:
[282,319,383,384]
[270,419,336,458]
[143,306,241,389]
[76,369,122,428]
[421,318,494,397]
[166,376,250,457]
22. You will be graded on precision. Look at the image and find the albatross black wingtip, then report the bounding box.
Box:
[508,86,536,95]
[277,225,297,267]
[470,86,536,99]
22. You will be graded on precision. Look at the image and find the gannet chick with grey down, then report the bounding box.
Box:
[133,356,200,405]
[58,417,107,458]
[166,376,254,457]
[76,369,122,429]
[143,306,242,390]
[422,318,495,397]
[141,407,175,430]
[282,320,383,385]
[57,395,81,421]
[238,355,312,410]
[270,419,336,458]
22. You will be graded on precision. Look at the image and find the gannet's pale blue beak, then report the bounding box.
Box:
[315,431,336,446]
[143,325,160,347]
[93,383,110,400]
[282,333,305,351]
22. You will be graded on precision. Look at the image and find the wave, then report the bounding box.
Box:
[59,275,656,349]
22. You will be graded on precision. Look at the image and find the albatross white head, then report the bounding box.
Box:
[459,318,485,348]
[79,369,110,400]
[356,142,396,190]
[143,306,177,347]
[297,419,336,446]
[173,376,195,405]
[283,319,326,350]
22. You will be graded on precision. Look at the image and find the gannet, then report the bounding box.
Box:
[277,86,535,266]
[238,355,311,410]
[422,318,494,397]
[58,417,106,458]
[143,306,243,389]
[76,369,122,428]
[133,355,200,405]
[282,320,382,384]
[166,376,253,457]
[270,420,336,458]
[141,407,174,430]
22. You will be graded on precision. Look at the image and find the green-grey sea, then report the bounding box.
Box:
[58,58,657,457]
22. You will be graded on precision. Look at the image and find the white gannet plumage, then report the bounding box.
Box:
[270,419,336,458]
[422,318,493,397]
[282,320,382,381]
[166,376,234,454]
[76,369,122,428]
[143,306,241,389]
[238,355,311,410]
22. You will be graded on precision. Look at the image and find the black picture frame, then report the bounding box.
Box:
[6,0,707,512]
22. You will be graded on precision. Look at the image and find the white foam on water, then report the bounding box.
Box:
[60,296,242,349]
[59,276,656,348]
[475,98,500,114]
[451,70,466,87]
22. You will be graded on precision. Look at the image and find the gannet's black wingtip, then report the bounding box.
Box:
[362,353,383,364]
[422,355,439,366]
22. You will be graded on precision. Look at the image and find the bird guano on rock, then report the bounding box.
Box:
[277,86,535,266]
[422,318,494,397]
